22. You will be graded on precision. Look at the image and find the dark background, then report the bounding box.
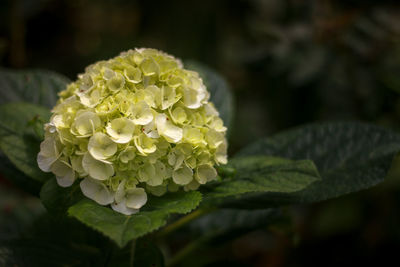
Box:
[1,0,400,266]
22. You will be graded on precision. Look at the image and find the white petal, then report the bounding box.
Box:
[125,188,147,209]
[70,155,86,176]
[134,134,157,155]
[195,164,217,184]
[82,152,114,180]
[142,120,159,138]
[138,163,155,183]
[155,114,182,143]
[114,180,126,203]
[51,160,76,187]
[111,199,138,215]
[106,117,135,144]
[74,111,101,135]
[88,132,117,160]
[183,87,204,109]
[130,101,154,125]
[80,178,114,205]
[172,165,193,185]
[39,137,58,158]
[37,152,57,172]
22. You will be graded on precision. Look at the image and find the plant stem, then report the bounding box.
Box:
[130,239,136,267]
[156,208,212,239]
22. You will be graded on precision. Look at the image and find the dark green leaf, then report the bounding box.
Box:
[0,68,70,108]
[201,156,320,208]
[0,152,42,195]
[190,208,279,235]
[40,178,84,214]
[0,215,109,267]
[185,61,234,132]
[0,103,51,183]
[237,122,400,204]
[68,191,202,248]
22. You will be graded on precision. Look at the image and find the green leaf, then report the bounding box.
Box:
[200,156,320,208]
[0,215,110,267]
[0,103,51,183]
[185,61,234,132]
[40,178,84,214]
[189,208,279,235]
[0,68,70,108]
[0,152,42,195]
[237,122,400,204]
[68,191,202,248]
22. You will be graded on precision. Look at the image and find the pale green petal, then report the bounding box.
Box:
[183,85,206,109]
[114,180,127,203]
[134,133,157,155]
[70,155,86,175]
[125,187,147,209]
[146,161,166,186]
[80,178,114,205]
[82,152,114,180]
[166,75,183,88]
[140,58,159,76]
[142,120,159,138]
[195,164,217,184]
[73,111,101,136]
[124,66,142,83]
[102,67,115,80]
[168,181,180,192]
[107,72,125,92]
[215,141,228,164]
[209,117,227,132]
[184,179,200,191]
[119,146,136,163]
[106,117,135,144]
[174,154,185,170]
[51,160,76,187]
[138,162,155,183]
[155,114,182,143]
[51,114,66,129]
[161,86,179,110]
[204,102,219,117]
[37,153,57,172]
[183,126,204,145]
[205,129,224,149]
[130,101,153,125]
[172,165,193,185]
[37,137,60,172]
[88,132,117,160]
[146,184,167,196]
[170,107,187,124]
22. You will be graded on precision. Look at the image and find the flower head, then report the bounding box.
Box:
[37,48,228,215]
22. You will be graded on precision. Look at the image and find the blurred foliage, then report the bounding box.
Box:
[1,0,400,266]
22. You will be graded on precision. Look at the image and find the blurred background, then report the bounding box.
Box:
[1,0,400,266]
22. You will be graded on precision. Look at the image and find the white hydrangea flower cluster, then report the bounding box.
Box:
[37,48,228,215]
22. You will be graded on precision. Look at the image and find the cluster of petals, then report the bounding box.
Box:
[37,48,228,215]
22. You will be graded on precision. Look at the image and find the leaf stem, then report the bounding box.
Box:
[156,208,212,239]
